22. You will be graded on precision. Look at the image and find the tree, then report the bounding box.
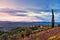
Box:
[51,9,54,28]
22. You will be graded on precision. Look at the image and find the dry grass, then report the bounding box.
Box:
[48,34,60,40]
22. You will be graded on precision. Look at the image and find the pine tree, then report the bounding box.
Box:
[51,9,54,28]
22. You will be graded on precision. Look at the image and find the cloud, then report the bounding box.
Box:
[26,8,51,13]
[26,11,60,22]
[0,8,27,13]
[0,16,43,22]
[0,8,28,16]
[0,8,60,22]
[39,12,60,22]
[26,8,60,13]
[0,8,43,22]
[16,14,27,16]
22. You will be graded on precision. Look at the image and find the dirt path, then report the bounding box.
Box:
[38,27,60,40]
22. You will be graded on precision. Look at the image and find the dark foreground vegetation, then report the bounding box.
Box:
[0,25,53,40]
[0,24,60,40]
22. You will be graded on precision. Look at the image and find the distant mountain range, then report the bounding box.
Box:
[0,21,60,30]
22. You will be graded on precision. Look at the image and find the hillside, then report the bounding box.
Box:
[0,26,60,40]
[16,27,60,40]
[38,27,60,40]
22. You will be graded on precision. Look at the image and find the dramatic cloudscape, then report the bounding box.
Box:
[0,0,60,22]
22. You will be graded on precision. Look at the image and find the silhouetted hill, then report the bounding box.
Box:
[0,21,60,30]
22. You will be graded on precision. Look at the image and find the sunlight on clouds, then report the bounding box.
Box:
[27,11,59,17]
[27,12,38,16]
[0,12,43,22]
[0,10,59,22]
[27,12,51,17]
[26,11,60,22]
[0,16,43,22]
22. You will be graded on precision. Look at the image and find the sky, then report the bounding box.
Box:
[0,0,60,22]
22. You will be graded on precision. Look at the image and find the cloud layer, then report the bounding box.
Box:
[0,0,60,22]
[0,8,43,22]
[0,8,60,22]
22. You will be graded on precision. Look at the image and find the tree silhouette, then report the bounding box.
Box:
[51,9,54,28]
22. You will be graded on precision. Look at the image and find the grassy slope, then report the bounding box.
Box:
[36,27,60,40]
[26,27,60,40]
[0,27,60,40]
[10,27,60,40]
[19,27,60,40]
